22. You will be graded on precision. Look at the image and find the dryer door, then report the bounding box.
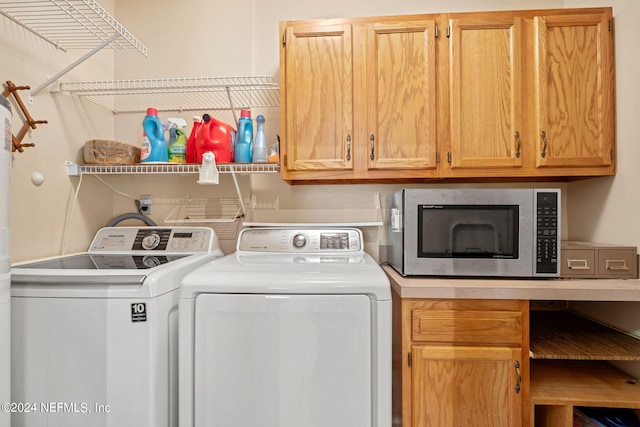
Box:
[194,293,372,427]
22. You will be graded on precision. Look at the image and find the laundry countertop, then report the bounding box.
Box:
[382,264,640,301]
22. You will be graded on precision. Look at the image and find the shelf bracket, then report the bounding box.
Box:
[229,165,247,218]
[30,33,120,102]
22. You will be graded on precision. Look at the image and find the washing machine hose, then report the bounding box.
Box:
[106,213,157,227]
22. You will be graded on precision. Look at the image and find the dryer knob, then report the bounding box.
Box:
[292,234,307,248]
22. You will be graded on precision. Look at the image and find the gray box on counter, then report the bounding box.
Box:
[561,241,638,279]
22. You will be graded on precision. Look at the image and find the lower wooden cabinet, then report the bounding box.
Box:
[393,296,530,427]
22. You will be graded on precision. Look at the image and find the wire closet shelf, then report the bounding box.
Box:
[65,161,280,176]
[55,76,281,114]
[0,0,146,53]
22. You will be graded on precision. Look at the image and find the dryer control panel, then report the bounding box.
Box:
[237,228,363,253]
[88,227,217,253]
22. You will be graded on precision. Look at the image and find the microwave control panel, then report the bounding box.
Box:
[535,191,559,274]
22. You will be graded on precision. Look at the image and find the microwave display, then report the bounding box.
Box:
[418,205,519,259]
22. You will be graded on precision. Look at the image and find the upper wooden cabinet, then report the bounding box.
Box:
[533,12,615,170]
[279,7,615,183]
[280,16,438,181]
[281,23,354,173]
[363,20,437,173]
[448,15,524,171]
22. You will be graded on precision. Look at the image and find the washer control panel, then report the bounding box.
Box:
[237,228,363,253]
[89,227,216,253]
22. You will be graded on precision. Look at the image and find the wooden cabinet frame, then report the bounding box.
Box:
[280,7,615,183]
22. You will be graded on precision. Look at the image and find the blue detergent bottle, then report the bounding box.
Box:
[141,107,168,163]
[233,109,253,163]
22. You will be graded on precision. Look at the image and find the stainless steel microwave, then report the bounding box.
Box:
[387,188,560,278]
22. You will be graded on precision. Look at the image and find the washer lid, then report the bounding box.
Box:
[180,251,391,301]
[11,251,224,298]
[11,225,224,297]
[14,253,189,270]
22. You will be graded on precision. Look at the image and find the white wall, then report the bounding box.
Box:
[561,0,640,378]
[3,0,639,385]
[564,0,638,245]
[111,0,568,257]
[110,0,640,382]
[2,0,119,261]
[6,0,623,259]
[5,0,634,252]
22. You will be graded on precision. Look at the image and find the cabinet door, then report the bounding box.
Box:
[533,11,614,168]
[282,23,354,172]
[412,345,523,427]
[448,15,524,169]
[365,20,437,171]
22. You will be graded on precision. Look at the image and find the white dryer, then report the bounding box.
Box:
[179,227,391,427]
[11,226,224,427]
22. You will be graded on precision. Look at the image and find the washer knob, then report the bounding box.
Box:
[292,234,307,248]
[141,232,161,250]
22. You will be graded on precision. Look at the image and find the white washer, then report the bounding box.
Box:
[179,227,392,427]
[11,226,224,427]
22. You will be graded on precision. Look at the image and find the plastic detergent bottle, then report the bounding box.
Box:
[195,114,235,163]
[252,115,267,163]
[141,108,168,163]
[167,117,188,163]
[234,109,253,163]
[186,116,202,163]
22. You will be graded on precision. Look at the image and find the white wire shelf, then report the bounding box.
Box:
[65,161,279,176]
[0,0,147,54]
[161,198,244,240]
[0,0,148,98]
[55,76,281,113]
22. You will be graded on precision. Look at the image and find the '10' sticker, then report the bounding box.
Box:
[131,303,147,322]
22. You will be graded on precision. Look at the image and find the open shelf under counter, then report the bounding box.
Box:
[531,310,640,425]
[531,359,640,409]
[530,310,640,361]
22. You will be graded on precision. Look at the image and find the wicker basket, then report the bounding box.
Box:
[83,139,140,165]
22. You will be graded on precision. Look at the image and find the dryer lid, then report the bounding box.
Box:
[180,251,391,301]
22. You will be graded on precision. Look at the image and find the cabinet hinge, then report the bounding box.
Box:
[283,154,287,166]
[282,31,286,46]
[435,152,440,163]
[446,25,451,38]
[447,151,452,163]
[408,352,412,367]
